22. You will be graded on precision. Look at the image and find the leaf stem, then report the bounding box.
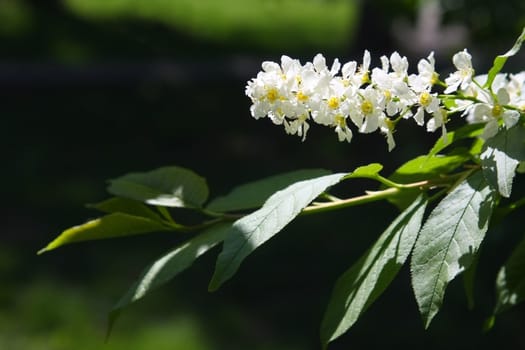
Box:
[156,206,176,224]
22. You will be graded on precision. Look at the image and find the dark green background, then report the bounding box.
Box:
[2,0,525,349]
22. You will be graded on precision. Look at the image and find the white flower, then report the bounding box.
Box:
[354,50,371,86]
[412,91,441,126]
[469,88,520,139]
[408,52,437,93]
[334,114,353,142]
[427,108,449,143]
[378,116,396,151]
[284,114,310,141]
[371,53,415,117]
[389,51,409,81]
[444,49,474,93]
[507,72,525,110]
[349,86,386,133]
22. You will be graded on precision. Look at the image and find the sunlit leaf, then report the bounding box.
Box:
[208,173,347,291]
[346,163,383,178]
[387,154,470,209]
[88,197,163,221]
[494,233,525,314]
[38,213,172,254]
[108,223,232,337]
[484,27,525,89]
[428,123,485,157]
[320,195,427,347]
[481,124,525,198]
[206,169,330,212]
[107,166,209,208]
[411,171,495,328]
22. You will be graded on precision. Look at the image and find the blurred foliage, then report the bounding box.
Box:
[62,0,360,52]
[0,0,33,35]
[0,281,211,350]
[2,0,525,348]
[442,0,525,45]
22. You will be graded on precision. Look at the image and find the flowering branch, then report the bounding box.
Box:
[245,48,525,149]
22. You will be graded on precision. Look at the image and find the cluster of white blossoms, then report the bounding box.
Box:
[245,49,525,150]
[446,50,525,139]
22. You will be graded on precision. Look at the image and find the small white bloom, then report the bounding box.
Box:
[334,114,353,142]
[427,108,449,143]
[389,51,409,81]
[444,49,474,93]
[349,86,386,133]
[408,52,437,93]
[378,116,396,151]
[470,88,520,139]
[354,50,371,86]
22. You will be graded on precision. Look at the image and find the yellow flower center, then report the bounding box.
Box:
[328,97,340,109]
[361,70,370,84]
[266,88,279,102]
[361,100,373,115]
[335,114,346,126]
[297,91,309,102]
[419,92,431,107]
[492,104,503,117]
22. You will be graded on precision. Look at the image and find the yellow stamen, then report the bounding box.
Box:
[328,97,340,109]
[266,88,279,102]
[361,100,373,115]
[297,91,309,102]
[492,104,503,117]
[384,90,392,101]
[361,71,370,84]
[419,92,431,107]
[335,114,346,126]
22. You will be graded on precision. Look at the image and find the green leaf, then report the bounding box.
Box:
[389,154,469,183]
[38,213,172,254]
[206,169,331,212]
[208,172,347,291]
[411,171,495,328]
[346,163,383,178]
[428,122,485,158]
[494,233,525,314]
[107,166,209,208]
[321,195,427,347]
[484,26,525,89]
[481,124,525,198]
[107,223,232,337]
[88,197,163,221]
[387,154,469,209]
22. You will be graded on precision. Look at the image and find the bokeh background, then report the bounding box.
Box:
[2,0,525,349]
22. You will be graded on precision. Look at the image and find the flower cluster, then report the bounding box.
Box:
[245,50,525,150]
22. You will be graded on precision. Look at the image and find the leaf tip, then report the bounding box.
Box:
[105,309,122,342]
[36,247,48,255]
[483,315,496,332]
[207,277,221,292]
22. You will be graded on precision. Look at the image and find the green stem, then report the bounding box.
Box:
[301,187,403,215]
[156,206,175,224]
[438,94,482,104]
[302,170,474,216]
